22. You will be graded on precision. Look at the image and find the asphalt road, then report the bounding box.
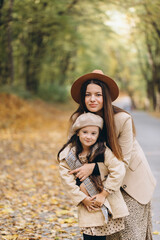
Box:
[132,111,160,239]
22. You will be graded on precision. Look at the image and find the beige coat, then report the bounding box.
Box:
[58,145,129,228]
[98,112,156,205]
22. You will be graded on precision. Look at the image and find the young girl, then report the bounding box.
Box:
[58,112,129,240]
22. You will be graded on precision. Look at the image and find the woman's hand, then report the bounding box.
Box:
[69,163,95,181]
[82,196,100,212]
[92,190,109,208]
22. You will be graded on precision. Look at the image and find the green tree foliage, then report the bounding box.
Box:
[1,0,113,99]
[114,0,160,110]
[0,0,159,109]
[137,0,160,110]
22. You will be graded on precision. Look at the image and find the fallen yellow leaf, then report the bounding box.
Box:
[1,235,18,240]
[153,231,160,235]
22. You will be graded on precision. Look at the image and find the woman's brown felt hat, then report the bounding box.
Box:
[71,69,119,103]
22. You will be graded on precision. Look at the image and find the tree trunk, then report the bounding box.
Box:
[147,81,157,110]
[7,0,14,84]
[25,57,39,93]
[59,52,72,85]
[0,0,9,85]
[24,31,44,93]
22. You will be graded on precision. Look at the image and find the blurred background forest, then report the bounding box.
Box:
[0,0,160,111]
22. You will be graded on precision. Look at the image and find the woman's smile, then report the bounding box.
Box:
[89,104,97,107]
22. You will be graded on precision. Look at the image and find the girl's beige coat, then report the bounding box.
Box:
[58,145,129,228]
[98,112,156,205]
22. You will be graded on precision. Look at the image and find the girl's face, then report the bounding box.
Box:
[78,126,99,149]
[85,83,103,113]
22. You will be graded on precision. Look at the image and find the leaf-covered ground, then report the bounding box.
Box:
[1,94,159,239]
[0,94,81,240]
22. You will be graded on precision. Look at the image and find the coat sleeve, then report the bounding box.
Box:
[117,114,134,167]
[102,148,126,192]
[59,158,87,206]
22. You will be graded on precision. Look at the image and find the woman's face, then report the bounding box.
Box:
[85,83,103,113]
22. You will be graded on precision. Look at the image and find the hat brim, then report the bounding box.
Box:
[71,72,119,103]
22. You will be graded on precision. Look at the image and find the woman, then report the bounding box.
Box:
[69,69,156,240]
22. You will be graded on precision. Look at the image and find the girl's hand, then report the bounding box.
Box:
[82,196,100,212]
[92,190,109,207]
[69,163,95,181]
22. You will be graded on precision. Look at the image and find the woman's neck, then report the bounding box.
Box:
[95,109,103,117]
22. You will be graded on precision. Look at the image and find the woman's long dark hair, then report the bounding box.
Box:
[57,127,105,192]
[70,79,136,160]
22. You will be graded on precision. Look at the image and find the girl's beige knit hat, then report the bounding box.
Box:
[72,112,103,133]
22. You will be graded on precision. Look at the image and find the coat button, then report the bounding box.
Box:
[123,184,127,189]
